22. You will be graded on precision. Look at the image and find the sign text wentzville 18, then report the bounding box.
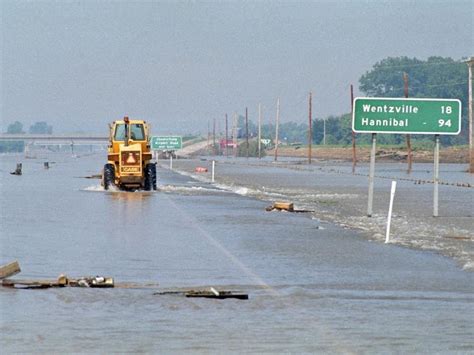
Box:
[352,98,461,135]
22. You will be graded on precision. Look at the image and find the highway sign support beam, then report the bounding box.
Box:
[353,97,462,219]
[367,133,377,217]
[433,135,440,217]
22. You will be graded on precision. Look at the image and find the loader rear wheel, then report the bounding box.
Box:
[103,164,115,190]
[144,163,156,191]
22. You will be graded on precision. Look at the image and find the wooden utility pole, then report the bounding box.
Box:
[351,84,356,174]
[225,113,229,158]
[466,56,474,173]
[245,107,249,158]
[274,98,280,162]
[213,118,216,155]
[232,112,237,157]
[308,92,312,164]
[207,120,210,153]
[258,103,262,159]
[404,72,413,174]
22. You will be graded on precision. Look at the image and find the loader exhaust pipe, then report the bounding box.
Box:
[124,116,130,147]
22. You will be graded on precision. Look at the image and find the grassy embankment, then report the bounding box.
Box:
[269,144,469,163]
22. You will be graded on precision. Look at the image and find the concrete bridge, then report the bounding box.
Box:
[0,134,209,155]
[0,134,108,144]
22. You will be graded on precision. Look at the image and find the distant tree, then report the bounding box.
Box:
[2,121,24,152]
[7,121,24,134]
[235,114,308,144]
[29,121,53,134]
[237,140,265,157]
[312,114,353,146]
[236,114,257,138]
[359,56,467,102]
[279,122,308,143]
[312,119,324,144]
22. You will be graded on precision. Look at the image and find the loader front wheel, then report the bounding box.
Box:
[151,163,157,190]
[103,164,115,190]
[144,163,156,191]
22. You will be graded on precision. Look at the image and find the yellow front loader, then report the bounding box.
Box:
[103,116,156,191]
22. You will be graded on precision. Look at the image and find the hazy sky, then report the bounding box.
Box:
[1,0,472,134]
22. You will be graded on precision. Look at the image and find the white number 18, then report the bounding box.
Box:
[441,106,452,114]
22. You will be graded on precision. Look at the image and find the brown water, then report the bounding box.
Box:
[1,153,473,353]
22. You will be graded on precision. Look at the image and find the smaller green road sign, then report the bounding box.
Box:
[150,136,182,150]
[353,97,461,135]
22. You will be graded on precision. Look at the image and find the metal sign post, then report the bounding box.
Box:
[367,133,377,217]
[352,97,462,219]
[433,135,440,217]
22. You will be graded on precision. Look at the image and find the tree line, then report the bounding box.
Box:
[1,121,53,153]
[3,56,469,154]
[232,56,469,149]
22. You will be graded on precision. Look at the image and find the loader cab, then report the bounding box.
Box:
[109,119,150,154]
[114,123,145,141]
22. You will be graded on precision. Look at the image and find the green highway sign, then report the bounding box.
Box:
[150,136,182,150]
[352,97,461,135]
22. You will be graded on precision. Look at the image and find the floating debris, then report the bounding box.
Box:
[154,287,248,300]
[10,163,22,175]
[0,261,21,279]
[68,276,114,288]
[186,288,248,300]
[265,202,313,213]
[1,262,114,289]
[2,275,114,289]
[266,201,294,212]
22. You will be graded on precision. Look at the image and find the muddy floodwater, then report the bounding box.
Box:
[1,152,473,353]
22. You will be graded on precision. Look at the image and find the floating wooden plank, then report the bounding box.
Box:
[266,202,294,212]
[154,288,249,300]
[0,261,21,279]
[185,289,248,300]
[265,202,313,213]
[273,202,294,211]
[2,275,114,289]
[2,279,61,289]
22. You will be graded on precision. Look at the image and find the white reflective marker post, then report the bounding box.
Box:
[385,180,397,244]
[211,160,215,182]
[170,155,173,170]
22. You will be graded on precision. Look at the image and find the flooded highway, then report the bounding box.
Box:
[1,153,473,353]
